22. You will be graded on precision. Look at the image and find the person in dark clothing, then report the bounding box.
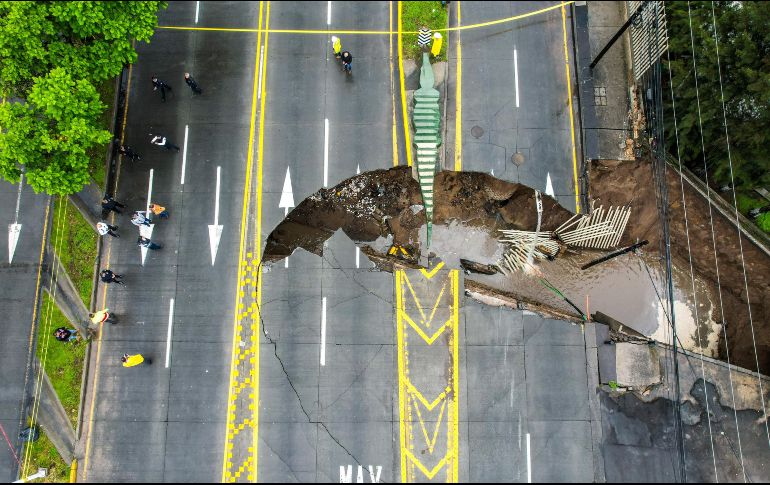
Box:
[100,269,125,285]
[54,327,79,342]
[184,72,203,94]
[137,236,162,250]
[151,75,172,102]
[149,133,180,152]
[117,144,141,161]
[101,195,125,215]
[340,51,353,74]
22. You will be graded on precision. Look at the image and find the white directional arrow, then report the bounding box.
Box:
[279,166,295,268]
[8,174,23,263]
[141,169,155,266]
[279,166,295,217]
[208,166,224,265]
[545,172,555,197]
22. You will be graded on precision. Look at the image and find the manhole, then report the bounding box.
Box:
[471,125,484,139]
[511,152,526,166]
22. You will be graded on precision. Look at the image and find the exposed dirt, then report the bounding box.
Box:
[591,157,770,373]
[264,160,770,372]
[263,166,575,262]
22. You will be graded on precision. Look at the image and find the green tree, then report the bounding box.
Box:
[0,1,166,97]
[0,68,111,195]
[664,2,770,195]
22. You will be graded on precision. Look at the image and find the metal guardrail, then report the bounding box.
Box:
[665,154,770,259]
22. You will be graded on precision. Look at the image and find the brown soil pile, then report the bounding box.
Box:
[591,158,770,372]
[263,166,574,262]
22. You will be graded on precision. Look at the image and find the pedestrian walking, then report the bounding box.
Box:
[96,221,119,238]
[116,142,141,161]
[184,73,203,94]
[149,203,169,219]
[149,133,180,152]
[131,211,152,227]
[90,308,116,325]
[331,35,342,58]
[122,353,151,367]
[151,75,172,102]
[101,194,125,215]
[100,269,125,285]
[54,327,80,343]
[137,236,162,250]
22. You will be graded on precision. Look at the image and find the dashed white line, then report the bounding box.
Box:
[324,118,330,188]
[356,247,360,268]
[195,1,200,23]
[526,432,532,483]
[320,297,327,366]
[514,48,520,108]
[165,298,175,368]
[181,124,189,185]
[327,1,332,25]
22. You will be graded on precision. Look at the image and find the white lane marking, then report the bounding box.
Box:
[324,118,330,187]
[208,166,224,265]
[320,297,327,366]
[141,169,155,265]
[356,164,360,175]
[545,172,555,197]
[181,125,189,185]
[355,247,360,268]
[8,174,23,264]
[165,298,175,368]
[327,1,332,25]
[514,48,520,108]
[257,45,265,100]
[195,1,200,23]
[526,432,532,483]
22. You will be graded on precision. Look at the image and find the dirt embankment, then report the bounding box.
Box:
[591,158,770,372]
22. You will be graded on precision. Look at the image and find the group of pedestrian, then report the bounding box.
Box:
[95,197,168,251]
[331,36,353,74]
[95,73,204,368]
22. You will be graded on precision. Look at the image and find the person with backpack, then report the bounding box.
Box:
[149,203,169,220]
[90,309,116,325]
[100,269,125,286]
[340,51,353,74]
[96,222,119,238]
[54,327,80,343]
[122,353,151,367]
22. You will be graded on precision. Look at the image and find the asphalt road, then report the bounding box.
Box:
[447,0,582,213]
[81,1,259,481]
[0,180,49,482]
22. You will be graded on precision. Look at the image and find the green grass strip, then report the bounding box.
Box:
[402,1,449,61]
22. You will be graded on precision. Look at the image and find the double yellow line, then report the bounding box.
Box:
[221,1,270,482]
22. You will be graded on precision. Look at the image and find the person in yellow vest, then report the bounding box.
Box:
[149,203,169,220]
[122,353,151,367]
[331,35,342,59]
[90,309,116,325]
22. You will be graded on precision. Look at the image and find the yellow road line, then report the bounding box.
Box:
[390,1,398,167]
[222,1,264,481]
[396,267,460,481]
[454,0,462,172]
[397,1,413,168]
[83,59,134,480]
[158,2,574,35]
[561,4,581,214]
[253,1,271,478]
[450,269,460,480]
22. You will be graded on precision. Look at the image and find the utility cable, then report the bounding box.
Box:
[709,0,770,450]
[686,1,747,480]
[664,4,719,477]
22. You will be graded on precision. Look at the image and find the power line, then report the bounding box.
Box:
[663,3,719,477]
[686,1,747,480]
[709,0,770,451]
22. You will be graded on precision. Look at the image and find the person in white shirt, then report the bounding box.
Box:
[96,221,119,238]
[149,133,180,151]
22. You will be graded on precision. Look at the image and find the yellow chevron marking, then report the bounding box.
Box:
[412,395,447,454]
[420,261,445,279]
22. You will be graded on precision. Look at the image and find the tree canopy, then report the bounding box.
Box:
[0,1,166,194]
[664,1,770,205]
